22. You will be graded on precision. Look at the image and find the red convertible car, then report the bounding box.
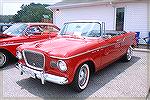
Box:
[0,23,12,33]
[16,20,136,92]
[0,23,59,68]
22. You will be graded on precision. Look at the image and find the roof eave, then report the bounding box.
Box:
[47,0,144,9]
[47,1,110,9]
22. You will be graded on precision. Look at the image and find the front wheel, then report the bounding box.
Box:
[71,63,90,92]
[0,52,9,68]
[122,46,133,62]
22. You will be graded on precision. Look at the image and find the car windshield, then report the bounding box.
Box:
[3,23,27,36]
[60,22,101,37]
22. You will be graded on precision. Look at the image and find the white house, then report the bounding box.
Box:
[48,0,150,44]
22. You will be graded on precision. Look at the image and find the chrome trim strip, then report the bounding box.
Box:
[50,42,117,60]
[22,50,45,71]
[0,43,24,46]
[50,35,132,60]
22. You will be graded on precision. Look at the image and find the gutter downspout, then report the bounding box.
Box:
[113,4,116,31]
[109,0,112,5]
[108,0,116,31]
[109,0,116,30]
[107,0,115,30]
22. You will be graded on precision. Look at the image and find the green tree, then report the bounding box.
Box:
[12,3,52,22]
[0,15,13,23]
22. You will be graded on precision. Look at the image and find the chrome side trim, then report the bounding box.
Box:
[50,35,132,60]
[22,50,45,71]
[0,42,24,46]
[50,42,116,60]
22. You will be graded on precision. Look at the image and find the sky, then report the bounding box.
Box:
[0,0,62,15]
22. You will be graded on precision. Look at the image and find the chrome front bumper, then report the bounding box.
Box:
[16,63,68,85]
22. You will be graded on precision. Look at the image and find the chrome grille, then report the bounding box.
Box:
[23,50,44,70]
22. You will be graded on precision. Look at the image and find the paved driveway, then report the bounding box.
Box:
[1,51,149,100]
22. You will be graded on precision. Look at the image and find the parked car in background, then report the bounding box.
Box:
[0,23,12,33]
[16,20,136,92]
[0,23,60,68]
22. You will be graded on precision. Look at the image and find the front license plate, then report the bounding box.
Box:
[22,66,36,78]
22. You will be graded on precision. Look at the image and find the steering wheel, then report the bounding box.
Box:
[88,30,100,37]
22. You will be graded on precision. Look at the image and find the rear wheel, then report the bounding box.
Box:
[122,46,133,62]
[71,63,90,92]
[0,52,9,68]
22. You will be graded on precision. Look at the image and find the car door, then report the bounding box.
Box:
[8,25,44,45]
[25,25,59,42]
[100,35,121,68]
[4,25,59,56]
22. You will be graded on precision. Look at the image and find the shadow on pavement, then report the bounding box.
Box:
[16,56,140,99]
[0,59,18,71]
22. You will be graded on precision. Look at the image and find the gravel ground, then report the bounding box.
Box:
[1,51,149,100]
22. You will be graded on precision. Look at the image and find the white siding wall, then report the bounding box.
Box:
[53,5,115,30]
[0,2,2,15]
[149,1,150,32]
[124,3,148,39]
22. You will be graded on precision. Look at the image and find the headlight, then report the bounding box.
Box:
[57,60,67,72]
[16,51,22,60]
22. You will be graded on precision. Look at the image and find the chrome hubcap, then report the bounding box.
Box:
[78,64,89,89]
[127,47,133,60]
[0,52,6,67]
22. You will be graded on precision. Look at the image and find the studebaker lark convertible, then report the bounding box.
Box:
[0,23,59,68]
[16,20,136,92]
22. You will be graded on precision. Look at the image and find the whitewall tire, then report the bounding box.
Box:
[122,46,133,62]
[0,52,8,68]
[72,63,90,92]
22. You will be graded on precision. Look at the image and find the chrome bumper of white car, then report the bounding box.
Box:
[16,63,68,85]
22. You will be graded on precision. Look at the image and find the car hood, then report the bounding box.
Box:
[20,37,100,58]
